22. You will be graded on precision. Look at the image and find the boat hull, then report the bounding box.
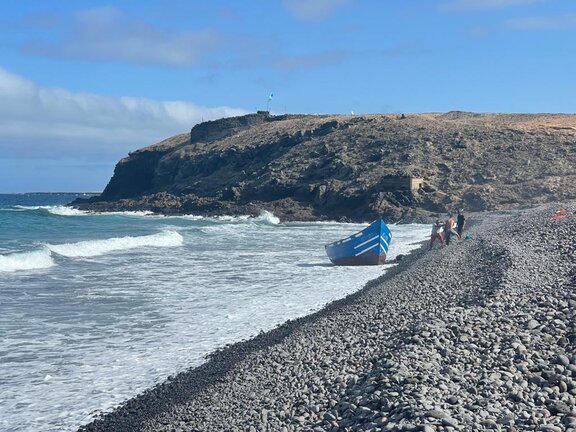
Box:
[325,218,392,266]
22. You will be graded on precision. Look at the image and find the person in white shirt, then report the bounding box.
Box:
[429,219,444,250]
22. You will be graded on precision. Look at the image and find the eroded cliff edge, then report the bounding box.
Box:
[73,111,576,222]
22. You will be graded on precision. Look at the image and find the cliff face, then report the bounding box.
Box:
[74,111,576,222]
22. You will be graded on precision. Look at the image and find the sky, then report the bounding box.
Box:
[0,0,574,192]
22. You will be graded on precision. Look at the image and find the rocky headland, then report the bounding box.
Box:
[73,111,576,222]
[79,203,576,431]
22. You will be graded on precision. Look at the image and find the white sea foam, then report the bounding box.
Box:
[0,248,54,272]
[46,231,184,258]
[46,206,88,216]
[150,212,278,223]
[98,210,155,217]
[0,207,28,212]
[12,205,41,210]
[215,210,280,225]
[0,231,184,272]
[12,205,154,217]
[12,205,88,216]
[255,210,280,225]
[172,215,205,221]
[215,215,250,222]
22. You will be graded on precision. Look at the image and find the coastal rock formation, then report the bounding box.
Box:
[79,204,576,431]
[73,112,576,222]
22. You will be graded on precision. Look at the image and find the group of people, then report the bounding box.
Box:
[430,209,466,250]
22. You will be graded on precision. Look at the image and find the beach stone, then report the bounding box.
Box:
[499,414,515,425]
[548,400,573,415]
[324,412,336,421]
[441,417,458,427]
[425,410,448,419]
[446,395,458,405]
[383,421,398,431]
[539,425,562,432]
[531,375,547,386]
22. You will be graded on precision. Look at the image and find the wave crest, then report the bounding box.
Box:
[10,205,155,217]
[0,248,54,273]
[46,231,183,258]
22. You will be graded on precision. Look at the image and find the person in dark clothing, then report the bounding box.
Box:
[456,209,466,238]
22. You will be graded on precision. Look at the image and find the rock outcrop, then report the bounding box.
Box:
[73,111,576,222]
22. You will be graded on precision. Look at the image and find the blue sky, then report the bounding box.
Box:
[0,0,574,192]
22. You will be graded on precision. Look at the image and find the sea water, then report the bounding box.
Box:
[0,193,431,432]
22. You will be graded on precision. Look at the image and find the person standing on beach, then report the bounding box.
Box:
[456,209,466,238]
[429,219,444,250]
[444,213,460,245]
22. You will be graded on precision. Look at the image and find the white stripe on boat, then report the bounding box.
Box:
[354,235,379,249]
[380,235,389,248]
[354,242,379,256]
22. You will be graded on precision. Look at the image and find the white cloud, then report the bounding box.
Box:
[0,67,249,159]
[441,0,544,11]
[282,0,351,20]
[19,6,340,71]
[507,13,576,30]
[22,6,224,66]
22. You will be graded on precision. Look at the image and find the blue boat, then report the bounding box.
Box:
[325,218,392,266]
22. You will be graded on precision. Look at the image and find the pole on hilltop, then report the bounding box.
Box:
[266,92,273,112]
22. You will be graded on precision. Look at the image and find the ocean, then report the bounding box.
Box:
[0,193,431,432]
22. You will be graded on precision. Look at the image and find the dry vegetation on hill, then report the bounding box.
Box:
[74,112,576,222]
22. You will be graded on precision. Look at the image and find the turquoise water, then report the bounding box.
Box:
[0,193,431,432]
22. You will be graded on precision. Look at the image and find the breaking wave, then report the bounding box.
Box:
[0,231,183,272]
[215,210,280,225]
[0,248,54,273]
[46,231,184,258]
[11,205,154,217]
[9,205,88,216]
[255,210,280,225]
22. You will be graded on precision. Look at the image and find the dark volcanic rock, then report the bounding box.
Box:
[73,111,576,222]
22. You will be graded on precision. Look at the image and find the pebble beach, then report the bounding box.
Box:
[80,203,576,432]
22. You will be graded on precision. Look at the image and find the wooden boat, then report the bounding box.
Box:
[325,218,392,266]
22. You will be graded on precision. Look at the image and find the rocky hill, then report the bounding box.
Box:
[73,111,576,222]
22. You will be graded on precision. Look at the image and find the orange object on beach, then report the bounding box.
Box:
[554,209,567,214]
[551,215,567,220]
